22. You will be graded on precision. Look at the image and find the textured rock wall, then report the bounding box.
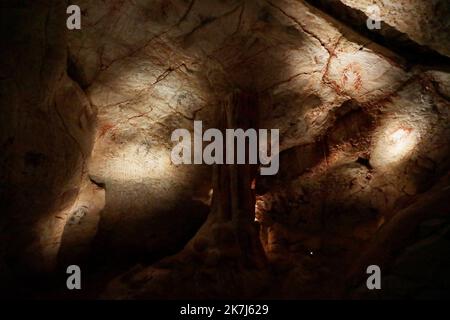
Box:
[1,0,449,298]
[0,0,97,283]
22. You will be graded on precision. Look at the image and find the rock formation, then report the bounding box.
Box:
[1,0,449,299]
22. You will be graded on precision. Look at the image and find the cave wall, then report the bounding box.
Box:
[1,0,450,298]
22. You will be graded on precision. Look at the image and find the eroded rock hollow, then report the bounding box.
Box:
[1,0,450,299]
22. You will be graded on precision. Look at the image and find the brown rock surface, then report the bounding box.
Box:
[1,0,450,299]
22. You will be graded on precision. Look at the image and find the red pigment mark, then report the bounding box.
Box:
[341,63,362,92]
[98,123,116,138]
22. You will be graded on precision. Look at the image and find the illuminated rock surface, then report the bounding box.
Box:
[1,0,450,298]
